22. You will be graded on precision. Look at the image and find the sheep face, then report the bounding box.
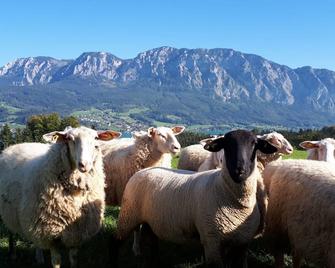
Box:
[148,126,185,154]
[43,126,121,173]
[300,138,335,163]
[259,132,293,155]
[205,130,277,183]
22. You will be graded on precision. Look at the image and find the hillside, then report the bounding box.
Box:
[0,47,335,130]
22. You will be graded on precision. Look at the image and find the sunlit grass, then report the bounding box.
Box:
[283,149,308,160]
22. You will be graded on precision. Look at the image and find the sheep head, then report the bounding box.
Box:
[257,132,293,155]
[300,138,335,163]
[43,126,121,173]
[204,130,277,183]
[147,126,185,155]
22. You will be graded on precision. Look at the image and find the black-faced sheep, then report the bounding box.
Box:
[116,130,277,267]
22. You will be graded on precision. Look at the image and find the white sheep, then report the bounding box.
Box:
[177,136,224,172]
[299,138,335,163]
[0,126,121,268]
[100,126,185,206]
[197,136,225,172]
[255,131,293,235]
[116,130,277,266]
[177,144,210,171]
[263,159,335,268]
[256,131,293,171]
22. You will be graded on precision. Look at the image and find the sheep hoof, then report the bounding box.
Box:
[9,252,17,262]
[35,248,45,264]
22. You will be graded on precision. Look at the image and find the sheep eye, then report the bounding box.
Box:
[159,134,167,140]
[95,145,99,149]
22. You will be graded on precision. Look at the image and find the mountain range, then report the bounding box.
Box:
[0,47,334,130]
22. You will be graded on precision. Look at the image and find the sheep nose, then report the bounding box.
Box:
[78,161,88,172]
[236,167,246,175]
[173,145,180,150]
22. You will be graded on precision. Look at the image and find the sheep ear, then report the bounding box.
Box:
[42,131,70,143]
[256,139,278,154]
[147,127,156,138]
[171,126,185,135]
[299,141,320,149]
[204,137,225,152]
[132,131,146,139]
[97,130,121,141]
[200,137,215,146]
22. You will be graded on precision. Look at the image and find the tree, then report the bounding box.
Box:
[14,128,24,144]
[26,115,45,142]
[60,116,80,130]
[43,113,61,133]
[0,124,14,149]
[26,113,67,142]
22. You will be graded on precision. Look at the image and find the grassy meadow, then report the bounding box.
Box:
[0,150,309,267]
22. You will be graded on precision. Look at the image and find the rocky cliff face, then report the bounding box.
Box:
[1,46,335,113]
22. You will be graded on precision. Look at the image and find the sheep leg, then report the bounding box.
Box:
[50,248,62,268]
[229,244,248,268]
[106,233,124,268]
[255,178,267,236]
[69,248,79,268]
[132,226,141,256]
[292,250,302,268]
[203,240,224,267]
[8,233,17,261]
[273,251,284,268]
[35,248,45,264]
[137,223,159,268]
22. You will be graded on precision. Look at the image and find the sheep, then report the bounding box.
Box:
[299,138,335,163]
[187,132,292,236]
[100,126,185,206]
[263,159,335,268]
[180,132,293,173]
[254,132,293,235]
[256,131,293,171]
[177,144,210,171]
[177,136,224,172]
[0,126,121,268]
[197,136,225,172]
[116,130,277,267]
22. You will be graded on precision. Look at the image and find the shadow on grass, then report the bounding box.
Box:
[0,206,314,268]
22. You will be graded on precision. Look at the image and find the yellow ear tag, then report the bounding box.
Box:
[52,135,59,142]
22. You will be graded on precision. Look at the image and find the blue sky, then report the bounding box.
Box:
[1,0,334,70]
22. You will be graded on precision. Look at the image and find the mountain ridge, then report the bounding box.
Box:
[0,47,334,130]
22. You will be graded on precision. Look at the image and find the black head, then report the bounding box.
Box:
[204,129,277,183]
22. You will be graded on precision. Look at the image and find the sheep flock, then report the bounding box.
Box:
[0,124,335,268]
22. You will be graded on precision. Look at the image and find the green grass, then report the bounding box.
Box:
[283,149,308,160]
[171,155,179,169]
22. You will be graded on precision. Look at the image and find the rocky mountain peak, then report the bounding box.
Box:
[0,47,335,113]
